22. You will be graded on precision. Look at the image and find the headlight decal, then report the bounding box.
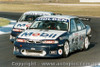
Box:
[42,40,58,44]
[13,29,23,32]
[16,38,27,43]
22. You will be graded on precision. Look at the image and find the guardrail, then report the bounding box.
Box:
[0,0,79,3]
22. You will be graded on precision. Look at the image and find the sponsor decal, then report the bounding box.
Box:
[36,17,69,22]
[58,49,63,55]
[31,48,35,50]
[25,13,49,16]
[32,33,40,36]
[17,24,26,27]
[26,24,31,27]
[21,32,57,38]
[59,36,67,40]
[17,24,31,27]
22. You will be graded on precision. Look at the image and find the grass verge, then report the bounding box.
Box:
[0,3,100,17]
[0,18,10,26]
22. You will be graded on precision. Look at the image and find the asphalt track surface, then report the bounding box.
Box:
[0,12,100,67]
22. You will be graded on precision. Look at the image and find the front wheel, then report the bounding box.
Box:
[83,37,90,50]
[62,41,69,58]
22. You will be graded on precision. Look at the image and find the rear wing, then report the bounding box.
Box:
[55,13,62,15]
[79,17,91,21]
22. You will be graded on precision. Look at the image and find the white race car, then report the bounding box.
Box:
[10,11,55,42]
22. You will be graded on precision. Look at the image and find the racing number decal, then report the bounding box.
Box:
[74,37,78,45]
[80,35,84,41]
[72,37,78,45]
[72,33,79,45]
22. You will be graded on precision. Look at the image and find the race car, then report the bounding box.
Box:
[13,15,91,58]
[10,11,55,42]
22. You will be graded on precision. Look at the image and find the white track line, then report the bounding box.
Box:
[0,18,16,35]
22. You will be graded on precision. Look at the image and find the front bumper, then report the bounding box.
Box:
[10,31,22,42]
[10,35,16,42]
[13,42,64,57]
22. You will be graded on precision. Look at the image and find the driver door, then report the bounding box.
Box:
[70,18,80,50]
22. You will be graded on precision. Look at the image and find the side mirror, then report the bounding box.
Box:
[86,25,90,29]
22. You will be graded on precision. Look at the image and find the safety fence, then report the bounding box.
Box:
[0,0,79,3]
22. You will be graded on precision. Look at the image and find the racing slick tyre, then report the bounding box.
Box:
[83,37,90,50]
[16,56,20,58]
[11,41,14,44]
[62,41,69,58]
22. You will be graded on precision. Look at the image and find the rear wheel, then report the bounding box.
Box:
[16,56,20,58]
[11,41,14,44]
[63,41,69,58]
[84,37,90,50]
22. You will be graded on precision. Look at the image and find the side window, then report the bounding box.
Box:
[79,20,85,29]
[75,19,85,31]
[70,19,77,32]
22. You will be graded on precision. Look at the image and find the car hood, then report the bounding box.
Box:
[18,29,67,40]
[14,21,32,29]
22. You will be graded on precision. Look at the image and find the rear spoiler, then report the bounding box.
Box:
[79,17,91,21]
[55,13,62,15]
[53,14,91,21]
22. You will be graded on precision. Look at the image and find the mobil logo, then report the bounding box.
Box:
[17,24,26,27]
[40,33,57,38]
[21,32,57,38]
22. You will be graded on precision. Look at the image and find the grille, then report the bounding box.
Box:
[27,40,41,44]
[26,50,42,53]
[21,49,46,56]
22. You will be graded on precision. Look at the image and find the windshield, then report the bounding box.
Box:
[19,15,40,22]
[29,20,68,31]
